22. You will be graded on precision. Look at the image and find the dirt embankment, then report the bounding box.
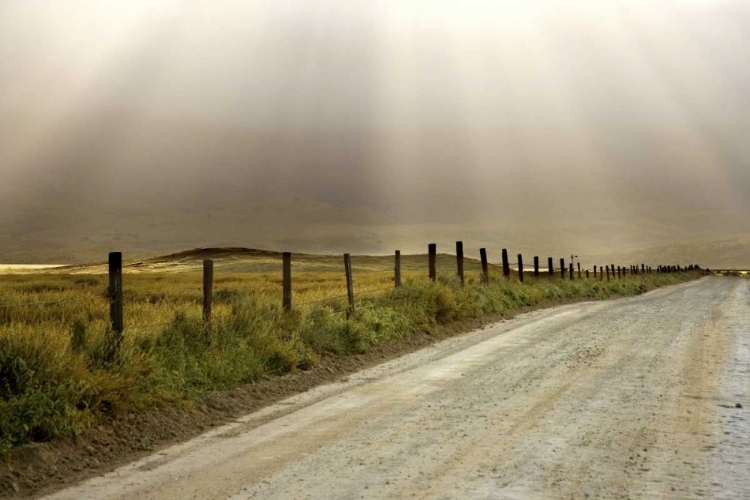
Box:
[0,310,510,499]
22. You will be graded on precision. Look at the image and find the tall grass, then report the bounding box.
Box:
[0,263,700,456]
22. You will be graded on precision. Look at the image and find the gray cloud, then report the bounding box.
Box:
[1,0,748,262]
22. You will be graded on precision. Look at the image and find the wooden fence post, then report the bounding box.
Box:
[108,252,124,340]
[594,265,598,279]
[502,249,510,278]
[480,248,489,284]
[534,256,540,278]
[642,263,646,274]
[283,252,292,311]
[456,241,465,285]
[560,258,565,279]
[586,269,590,279]
[610,264,615,280]
[569,263,574,280]
[395,250,402,288]
[203,259,214,322]
[429,244,437,281]
[518,254,524,282]
[344,253,355,315]
[606,265,610,281]
[617,266,621,279]
[600,266,604,281]
[548,257,554,279]
[577,262,581,279]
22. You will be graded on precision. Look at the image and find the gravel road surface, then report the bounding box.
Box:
[44,277,749,499]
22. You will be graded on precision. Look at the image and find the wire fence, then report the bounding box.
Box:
[1,247,697,345]
[0,297,91,309]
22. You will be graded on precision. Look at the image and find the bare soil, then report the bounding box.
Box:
[6,279,744,499]
[0,307,522,499]
[30,277,750,500]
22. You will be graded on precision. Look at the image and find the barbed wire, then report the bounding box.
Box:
[356,285,394,297]
[0,297,91,310]
[292,281,396,307]
[123,312,233,333]
[295,292,351,307]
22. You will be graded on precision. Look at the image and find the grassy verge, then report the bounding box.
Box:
[0,267,702,457]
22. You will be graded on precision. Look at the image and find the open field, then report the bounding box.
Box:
[0,249,703,473]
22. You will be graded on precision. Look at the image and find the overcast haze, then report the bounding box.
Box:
[1,1,749,265]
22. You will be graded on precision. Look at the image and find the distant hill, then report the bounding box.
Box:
[2,194,749,268]
[2,115,748,268]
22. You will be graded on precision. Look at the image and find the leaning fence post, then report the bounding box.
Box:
[283,252,292,311]
[534,256,540,278]
[344,253,355,315]
[456,241,465,285]
[429,243,437,281]
[108,252,124,340]
[548,257,554,279]
[502,249,510,278]
[560,258,565,279]
[480,248,489,284]
[518,254,524,282]
[203,259,214,322]
[395,250,402,288]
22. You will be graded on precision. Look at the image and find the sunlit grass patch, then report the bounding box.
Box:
[0,258,701,456]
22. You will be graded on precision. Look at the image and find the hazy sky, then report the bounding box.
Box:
[1,0,749,242]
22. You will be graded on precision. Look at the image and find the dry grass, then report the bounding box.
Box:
[0,250,702,456]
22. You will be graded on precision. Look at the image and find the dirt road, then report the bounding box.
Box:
[44,277,749,499]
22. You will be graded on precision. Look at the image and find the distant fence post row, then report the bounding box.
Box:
[103,250,701,350]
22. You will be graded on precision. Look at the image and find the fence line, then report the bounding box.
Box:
[0,243,702,358]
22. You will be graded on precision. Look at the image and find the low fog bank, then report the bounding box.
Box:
[2,115,750,267]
